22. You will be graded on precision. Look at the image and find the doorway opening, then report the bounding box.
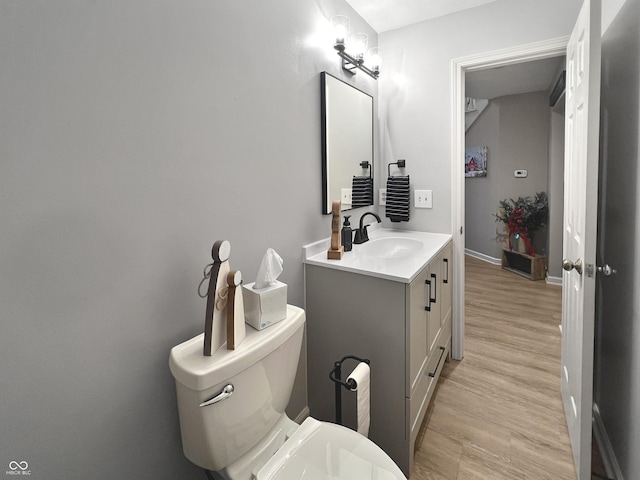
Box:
[450,35,610,479]
[463,56,565,272]
[450,36,568,360]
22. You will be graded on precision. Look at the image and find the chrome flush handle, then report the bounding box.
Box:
[199,384,234,407]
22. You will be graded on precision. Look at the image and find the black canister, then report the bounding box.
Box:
[341,215,352,252]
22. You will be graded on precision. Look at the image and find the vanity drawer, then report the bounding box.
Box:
[408,363,432,447]
[408,346,448,448]
[408,315,451,449]
[425,329,448,380]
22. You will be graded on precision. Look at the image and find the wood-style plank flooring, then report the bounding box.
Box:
[411,255,577,479]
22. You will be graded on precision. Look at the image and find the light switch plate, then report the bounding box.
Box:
[341,188,352,205]
[414,190,433,208]
[514,169,528,178]
[379,188,387,206]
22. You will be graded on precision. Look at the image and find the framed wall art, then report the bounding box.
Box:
[465,146,487,177]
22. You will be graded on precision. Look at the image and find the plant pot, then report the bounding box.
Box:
[509,233,535,256]
[508,234,524,253]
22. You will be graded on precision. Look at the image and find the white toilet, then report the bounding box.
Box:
[169,305,406,480]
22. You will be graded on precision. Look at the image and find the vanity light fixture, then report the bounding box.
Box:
[330,15,380,80]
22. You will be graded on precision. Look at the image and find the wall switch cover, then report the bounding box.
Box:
[379,188,387,206]
[414,190,433,208]
[514,169,528,178]
[341,188,352,205]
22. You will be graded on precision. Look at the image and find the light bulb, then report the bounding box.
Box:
[366,47,381,72]
[330,15,349,50]
[350,33,368,61]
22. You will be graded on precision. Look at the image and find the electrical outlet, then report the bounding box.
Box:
[379,188,387,206]
[414,189,433,208]
[514,169,528,178]
[341,188,352,205]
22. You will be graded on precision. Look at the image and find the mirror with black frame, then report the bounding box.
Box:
[321,72,374,214]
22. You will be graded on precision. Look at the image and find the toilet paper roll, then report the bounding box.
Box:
[346,362,370,437]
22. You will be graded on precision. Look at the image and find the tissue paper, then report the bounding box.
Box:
[243,248,287,330]
[254,248,283,289]
[347,362,370,437]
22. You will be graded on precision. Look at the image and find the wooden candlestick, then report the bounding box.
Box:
[226,270,246,350]
[327,201,344,260]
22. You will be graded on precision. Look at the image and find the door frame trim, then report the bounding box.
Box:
[450,36,569,360]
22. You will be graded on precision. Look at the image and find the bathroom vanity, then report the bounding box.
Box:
[303,228,453,477]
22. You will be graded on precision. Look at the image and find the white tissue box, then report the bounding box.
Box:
[242,281,287,330]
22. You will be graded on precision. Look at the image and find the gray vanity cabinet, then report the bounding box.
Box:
[305,239,453,478]
[406,241,452,460]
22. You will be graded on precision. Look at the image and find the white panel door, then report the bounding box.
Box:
[561,0,601,478]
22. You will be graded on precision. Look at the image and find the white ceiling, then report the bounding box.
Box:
[345,0,499,33]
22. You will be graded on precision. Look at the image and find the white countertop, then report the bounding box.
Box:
[303,227,452,283]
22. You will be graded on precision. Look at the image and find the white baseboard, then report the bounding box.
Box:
[546,275,562,286]
[464,248,501,265]
[593,403,623,480]
[294,406,310,424]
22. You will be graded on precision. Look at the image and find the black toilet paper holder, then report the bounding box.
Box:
[329,355,370,425]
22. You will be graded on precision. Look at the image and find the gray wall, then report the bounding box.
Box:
[595,0,640,476]
[0,1,377,478]
[465,92,551,260]
[378,0,582,234]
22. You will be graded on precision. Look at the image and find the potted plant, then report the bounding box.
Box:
[495,192,549,256]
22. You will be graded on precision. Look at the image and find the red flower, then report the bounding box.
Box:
[506,208,535,256]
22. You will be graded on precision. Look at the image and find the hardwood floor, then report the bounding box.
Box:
[411,255,577,479]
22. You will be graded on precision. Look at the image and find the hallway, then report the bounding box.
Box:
[412,255,576,479]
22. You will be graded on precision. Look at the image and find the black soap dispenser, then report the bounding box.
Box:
[341,215,352,252]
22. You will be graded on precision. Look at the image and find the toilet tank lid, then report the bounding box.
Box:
[256,418,406,480]
[169,305,305,391]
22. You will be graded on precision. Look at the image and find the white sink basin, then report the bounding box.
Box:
[357,237,424,259]
[304,228,452,283]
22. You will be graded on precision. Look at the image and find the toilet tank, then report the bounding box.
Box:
[169,305,305,472]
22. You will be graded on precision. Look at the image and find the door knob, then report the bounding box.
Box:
[562,258,583,274]
[597,264,617,276]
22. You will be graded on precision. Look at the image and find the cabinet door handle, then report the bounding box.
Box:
[428,346,446,378]
[424,279,431,312]
[430,273,437,303]
[443,258,449,284]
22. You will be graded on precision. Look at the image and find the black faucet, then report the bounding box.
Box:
[353,212,382,244]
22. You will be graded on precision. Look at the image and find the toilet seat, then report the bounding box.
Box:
[255,417,407,480]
